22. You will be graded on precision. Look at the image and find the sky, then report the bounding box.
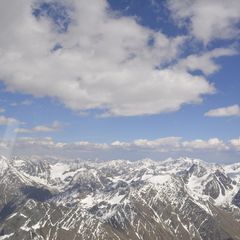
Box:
[0,0,239,163]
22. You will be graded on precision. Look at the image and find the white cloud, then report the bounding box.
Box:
[0,0,218,116]
[111,137,181,152]
[176,48,237,75]
[205,105,240,117]
[0,108,5,113]
[229,138,240,151]
[33,121,61,132]
[168,0,240,43]
[182,138,228,151]
[0,115,19,125]
[14,120,62,134]
[3,136,230,152]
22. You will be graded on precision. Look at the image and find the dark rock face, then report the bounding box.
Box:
[0,202,17,221]
[204,178,221,199]
[188,163,207,178]
[232,190,240,208]
[20,186,53,201]
[19,159,50,178]
[203,170,234,199]
[215,170,234,191]
[0,157,240,240]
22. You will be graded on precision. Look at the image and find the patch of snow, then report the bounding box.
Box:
[147,174,171,185]
[81,194,95,208]
[107,194,125,205]
[0,157,9,176]
[0,233,14,240]
[6,213,17,220]
[214,184,239,206]
[224,163,240,183]
[32,221,41,230]
[12,160,25,167]
[50,163,70,180]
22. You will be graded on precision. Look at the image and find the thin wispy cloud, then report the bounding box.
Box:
[0,115,19,125]
[14,121,62,134]
[10,100,33,107]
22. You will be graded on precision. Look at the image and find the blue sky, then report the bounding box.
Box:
[0,0,239,162]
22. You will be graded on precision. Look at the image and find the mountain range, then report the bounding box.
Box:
[0,156,240,240]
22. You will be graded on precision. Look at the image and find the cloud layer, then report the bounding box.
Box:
[0,136,239,163]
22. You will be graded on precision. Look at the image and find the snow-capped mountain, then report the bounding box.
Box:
[0,156,240,240]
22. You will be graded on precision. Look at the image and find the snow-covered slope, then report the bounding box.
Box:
[0,156,240,240]
[0,156,9,176]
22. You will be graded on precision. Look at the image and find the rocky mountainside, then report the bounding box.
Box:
[0,156,240,240]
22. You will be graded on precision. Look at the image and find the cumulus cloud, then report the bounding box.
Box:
[168,0,240,44]
[0,0,221,116]
[14,121,62,134]
[205,104,240,117]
